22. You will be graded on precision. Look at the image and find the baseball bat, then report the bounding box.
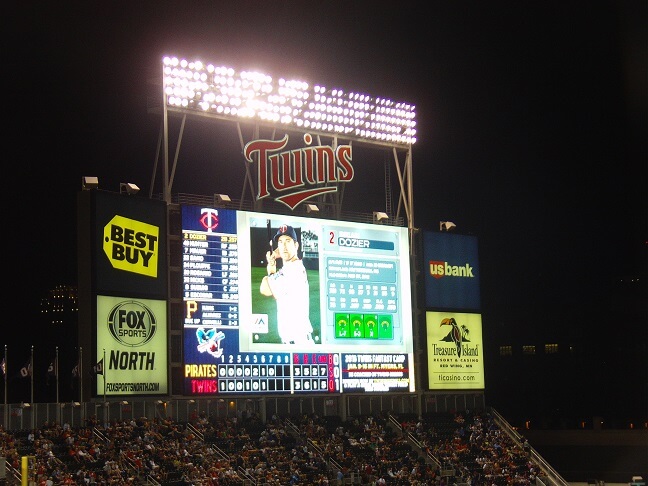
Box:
[266,219,272,262]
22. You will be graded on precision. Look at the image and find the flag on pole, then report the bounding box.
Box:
[20,361,32,378]
[0,357,5,377]
[93,358,104,375]
[47,360,57,377]
[47,358,57,384]
[71,362,80,391]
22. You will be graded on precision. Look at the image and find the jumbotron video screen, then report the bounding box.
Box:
[182,206,415,395]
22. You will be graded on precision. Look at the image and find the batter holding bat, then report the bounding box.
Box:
[260,223,313,345]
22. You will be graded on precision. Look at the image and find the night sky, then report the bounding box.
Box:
[6,2,646,416]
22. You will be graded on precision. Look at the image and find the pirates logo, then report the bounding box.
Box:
[196,327,226,359]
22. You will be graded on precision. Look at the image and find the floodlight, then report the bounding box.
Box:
[373,211,389,223]
[305,204,319,213]
[214,193,232,205]
[440,221,456,232]
[120,400,129,405]
[162,55,417,146]
[21,402,31,408]
[82,176,99,190]
[73,401,81,407]
[120,182,140,195]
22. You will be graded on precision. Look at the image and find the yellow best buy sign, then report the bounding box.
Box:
[103,215,160,277]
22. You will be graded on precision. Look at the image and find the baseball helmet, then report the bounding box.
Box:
[273,224,298,243]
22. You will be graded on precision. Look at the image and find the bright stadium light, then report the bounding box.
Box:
[162,55,417,147]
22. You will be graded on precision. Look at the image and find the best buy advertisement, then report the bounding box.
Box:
[94,190,167,299]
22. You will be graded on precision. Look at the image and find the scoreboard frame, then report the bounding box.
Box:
[181,206,415,395]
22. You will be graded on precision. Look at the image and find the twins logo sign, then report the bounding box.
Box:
[107,301,158,347]
[244,133,354,209]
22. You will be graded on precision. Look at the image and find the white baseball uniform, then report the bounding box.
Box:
[266,258,313,344]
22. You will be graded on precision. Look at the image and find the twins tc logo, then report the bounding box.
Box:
[199,208,220,232]
[107,300,157,347]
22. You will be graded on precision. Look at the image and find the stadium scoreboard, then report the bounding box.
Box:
[182,205,415,395]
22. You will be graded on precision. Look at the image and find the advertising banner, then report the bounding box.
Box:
[423,231,481,311]
[426,311,485,390]
[94,191,168,299]
[96,295,168,395]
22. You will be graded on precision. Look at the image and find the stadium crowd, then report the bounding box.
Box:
[0,408,548,485]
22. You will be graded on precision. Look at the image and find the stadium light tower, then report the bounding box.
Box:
[154,54,419,253]
[161,56,417,148]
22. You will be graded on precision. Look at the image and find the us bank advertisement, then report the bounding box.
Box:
[423,231,481,311]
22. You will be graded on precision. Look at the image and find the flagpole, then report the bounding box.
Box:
[3,345,7,430]
[55,346,59,406]
[78,346,84,426]
[103,348,107,426]
[79,347,83,404]
[30,345,34,429]
[103,348,106,403]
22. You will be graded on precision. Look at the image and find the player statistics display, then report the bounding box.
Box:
[182,206,415,395]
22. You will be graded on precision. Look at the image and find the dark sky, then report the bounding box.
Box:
[7,3,646,365]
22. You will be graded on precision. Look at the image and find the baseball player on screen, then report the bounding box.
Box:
[260,224,314,344]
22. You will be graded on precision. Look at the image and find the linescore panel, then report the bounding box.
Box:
[181,205,415,395]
